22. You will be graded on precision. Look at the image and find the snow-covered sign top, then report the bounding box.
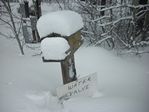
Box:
[37,10,83,38]
[41,37,70,60]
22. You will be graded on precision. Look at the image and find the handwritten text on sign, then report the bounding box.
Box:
[56,73,97,99]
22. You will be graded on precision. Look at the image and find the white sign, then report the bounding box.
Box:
[56,73,98,99]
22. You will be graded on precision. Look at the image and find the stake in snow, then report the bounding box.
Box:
[37,10,84,84]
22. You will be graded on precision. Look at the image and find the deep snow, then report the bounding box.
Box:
[0,36,149,112]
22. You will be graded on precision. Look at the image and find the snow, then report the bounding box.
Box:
[41,3,61,15]
[41,37,70,60]
[1,36,149,112]
[37,10,83,38]
[64,96,146,112]
[1,2,149,112]
[18,0,33,7]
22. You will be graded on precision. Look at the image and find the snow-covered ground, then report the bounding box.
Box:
[0,2,149,112]
[0,35,149,112]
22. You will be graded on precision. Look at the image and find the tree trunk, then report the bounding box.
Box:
[101,0,106,16]
[132,0,139,5]
[139,0,148,4]
[1,0,24,55]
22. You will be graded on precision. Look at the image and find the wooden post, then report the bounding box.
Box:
[30,16,40,42]
[101,0,106,16]
[60,55,77,84]
[36,0,42,19]
[24,1,29,18]
[22,22,31,43]
[20,3,26,18]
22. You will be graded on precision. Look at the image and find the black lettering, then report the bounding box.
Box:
[81,85,87,91]
[78,81,82,86]
[68,85,73,90]
[77,88,81,93]
[65,91,73,97]
[87,77,91,81]
[77,84,89,93]
[74,83,77,88]
[78,87,83,93]
[82,79,86,84]
[85,84,89,90]
[68,83,78,90]
[73,90,78,95]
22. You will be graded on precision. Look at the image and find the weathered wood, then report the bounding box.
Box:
[20,3,26,18]
[67,31,83,53]
[24,1,29,18]
[22,23,31,43]
[30,16,40,42]
[42,57,64,62]
[35,0,42,19]
[101,0,106,16]
[61,55,77,84]
[40,30,82,84]
[68,31,81,48]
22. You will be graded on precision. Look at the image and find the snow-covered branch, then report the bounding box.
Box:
[95,36,112,46]
[98,16,132,27]
[113,31,130,48]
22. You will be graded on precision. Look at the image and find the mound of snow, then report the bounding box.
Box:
[37,10,83,38]
[63,96,146,112]
[41,37,70,60]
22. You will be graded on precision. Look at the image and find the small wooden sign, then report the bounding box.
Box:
[56,73,98,99]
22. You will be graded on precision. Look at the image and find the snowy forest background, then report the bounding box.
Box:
[0,0,149,54]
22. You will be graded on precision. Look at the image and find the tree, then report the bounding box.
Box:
[55,0,149,50]
[0,0,24,55]
[101,0,106,16]
[132,0,149,42]
[137,0,148,41]
[139,0,148,4]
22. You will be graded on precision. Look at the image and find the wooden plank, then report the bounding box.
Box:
[60,55,77,84]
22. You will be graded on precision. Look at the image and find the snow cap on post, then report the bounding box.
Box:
[41,37,70,60]
[37,10,83,39]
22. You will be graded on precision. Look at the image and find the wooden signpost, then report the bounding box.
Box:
[37,10,85,88]
[37,10,98,99]
[42,31,83,84]
[60,31,83,84]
